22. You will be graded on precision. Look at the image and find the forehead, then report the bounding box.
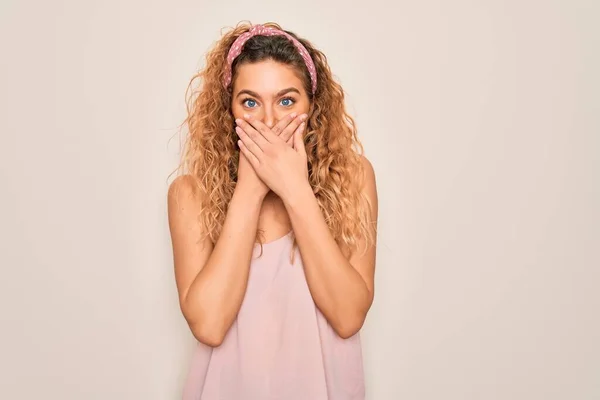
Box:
[233,60,306,95]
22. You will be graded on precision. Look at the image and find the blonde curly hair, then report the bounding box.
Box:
[172,21,375,259]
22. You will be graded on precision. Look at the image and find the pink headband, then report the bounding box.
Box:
[223,24,318,94]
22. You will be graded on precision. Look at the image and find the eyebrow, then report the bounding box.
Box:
[236,87,301,99]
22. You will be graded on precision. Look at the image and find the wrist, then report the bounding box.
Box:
[282,182,314,211]
[233,184,267,205]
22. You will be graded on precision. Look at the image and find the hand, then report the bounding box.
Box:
[236,113,310,203]
[234,112,305,199]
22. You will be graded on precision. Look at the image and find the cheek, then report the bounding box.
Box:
[230,103,242,118]
[231,102,261,119]
[297,97,311,114]
[231,103,254,121]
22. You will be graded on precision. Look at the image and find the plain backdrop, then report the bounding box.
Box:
[0,0,598,399]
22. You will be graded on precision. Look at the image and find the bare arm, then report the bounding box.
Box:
[167,175,265,347]
[283,156,378,338]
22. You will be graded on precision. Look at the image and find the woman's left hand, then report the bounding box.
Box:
[235,113,310,202]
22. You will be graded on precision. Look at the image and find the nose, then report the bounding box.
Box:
[263,108,276,129]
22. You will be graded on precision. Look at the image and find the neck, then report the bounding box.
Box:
[264,190,282,204]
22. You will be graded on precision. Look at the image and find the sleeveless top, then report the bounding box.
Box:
[182,230,365,400]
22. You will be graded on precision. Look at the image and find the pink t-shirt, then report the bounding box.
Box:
[182,231,365,399]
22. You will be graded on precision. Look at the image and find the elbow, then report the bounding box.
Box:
[180,300,227,348]
[335,324,362,340]
[193,328,225,348]
[189,322,227,348]
[331,297,372,339]
[333,313,366,339]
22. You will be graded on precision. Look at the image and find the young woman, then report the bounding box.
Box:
[167,21,378,400]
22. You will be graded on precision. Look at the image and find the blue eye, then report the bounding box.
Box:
[242,98,257,108]
[280,97,295,107]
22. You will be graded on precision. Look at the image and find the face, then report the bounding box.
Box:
[231,59,311,128]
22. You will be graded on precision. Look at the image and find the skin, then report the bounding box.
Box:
[168,59,378,347]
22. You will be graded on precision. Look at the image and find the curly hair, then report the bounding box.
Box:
[172,21,375,260]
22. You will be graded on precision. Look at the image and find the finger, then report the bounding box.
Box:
[238,140,260,169]
[281,113,308,144]
[271,112,298,136]
[236,126,263,160]
[236,118,269,150]
[288,119,305,147]
[294,122,307,155]
[243,114,280,143]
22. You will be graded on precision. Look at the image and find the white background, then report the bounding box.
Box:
[1,0,598,399]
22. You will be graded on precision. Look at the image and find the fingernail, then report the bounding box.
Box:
[243,113,250,119]
[235,118,242,125]
[290,112,298,119]
[300,114,308,121]
[300,122,306,129]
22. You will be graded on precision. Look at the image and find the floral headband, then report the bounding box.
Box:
[223,24,318,94]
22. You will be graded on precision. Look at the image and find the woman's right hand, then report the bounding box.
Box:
[235,112,306,198]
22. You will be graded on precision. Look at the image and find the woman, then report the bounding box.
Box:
[167,21,378,400]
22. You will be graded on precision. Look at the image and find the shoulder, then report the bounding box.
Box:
[357,154,378,218]
[358,154,377,194]
[168,174,199,199]
[167,174,202,217]
[167,174,213,248]
[359,154,375,181]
